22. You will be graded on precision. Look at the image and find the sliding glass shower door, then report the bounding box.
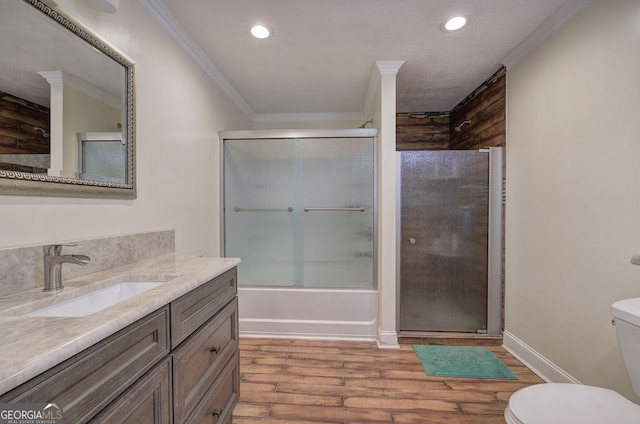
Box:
[223,136,375,288]
[224,139,295,285]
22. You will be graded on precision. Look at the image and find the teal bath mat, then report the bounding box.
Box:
[413,345,517,379]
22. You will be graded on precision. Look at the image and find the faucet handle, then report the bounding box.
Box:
[43,243,78,255]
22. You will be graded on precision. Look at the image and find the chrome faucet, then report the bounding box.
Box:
[43,244,91,291]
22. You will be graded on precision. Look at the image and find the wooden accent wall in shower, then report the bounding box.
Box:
[396,67,506,151]
[395,67,507,333]
[396,114,450,150]
[450,68,506,150]
[0,91,50,155]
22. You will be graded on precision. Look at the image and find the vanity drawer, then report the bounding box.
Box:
[184,351,240,424]
[0,306,170,424]
[89,356,172,424]
[173,298,238,424]
[171,268,237,348]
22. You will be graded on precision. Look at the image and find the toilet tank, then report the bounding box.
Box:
[612,298,640,397]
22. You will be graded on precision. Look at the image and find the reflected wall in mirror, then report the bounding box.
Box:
[0,0,135,199]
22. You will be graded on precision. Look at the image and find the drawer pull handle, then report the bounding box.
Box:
[210,346,220,354]
[212,409,221,417]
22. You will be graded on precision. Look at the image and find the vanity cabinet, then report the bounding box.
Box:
[0,267,239,424]
[184,351,239,424]
[171,268,239,424]
[171,268,238,349]
[173,298,238,423]
[89,356,173,424]
[0,306,171,423]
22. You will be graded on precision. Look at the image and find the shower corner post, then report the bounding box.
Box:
[377,330,399,349]
[374,61,404,350]
[487,147,504,336]
[375,146,399,349]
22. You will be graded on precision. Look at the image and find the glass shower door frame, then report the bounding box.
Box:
[396,147,503,336]
[219,129,379,290]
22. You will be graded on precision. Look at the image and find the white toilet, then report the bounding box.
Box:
[505,298,640,423]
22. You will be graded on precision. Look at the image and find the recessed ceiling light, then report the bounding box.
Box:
[444,16,467,31]
[250,24,272,39]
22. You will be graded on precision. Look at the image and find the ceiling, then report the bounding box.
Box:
[0,1,125,108]
[142,0,588,122]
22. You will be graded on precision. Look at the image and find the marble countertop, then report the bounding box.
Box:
[0,253,240,395]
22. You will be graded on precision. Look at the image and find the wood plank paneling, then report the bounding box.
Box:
[396,68,506,152]
[396,115,450,151]
[234,338,544,423]
[450,69,506,150]
[0,162,47,173]
[0,92,50,154]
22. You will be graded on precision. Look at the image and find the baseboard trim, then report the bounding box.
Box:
[503,330,581,384]
[239,318,377,343]
[377,330,400,349]
[240,331,376,342]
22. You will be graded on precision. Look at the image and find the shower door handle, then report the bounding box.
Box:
[234,207,293,212]
[303,207,365,212]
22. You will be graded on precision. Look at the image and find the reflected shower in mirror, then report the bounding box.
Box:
[0,0,135,199]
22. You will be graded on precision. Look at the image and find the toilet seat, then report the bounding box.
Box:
[505,383,640,424]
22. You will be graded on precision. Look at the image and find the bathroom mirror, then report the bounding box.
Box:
[0,0,135,199]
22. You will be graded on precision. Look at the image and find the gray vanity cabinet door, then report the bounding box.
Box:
[0,306,170,424]
[173,299,239,423]
[89,356,172,424]
[183,352,240,424]
[171,269,237,349]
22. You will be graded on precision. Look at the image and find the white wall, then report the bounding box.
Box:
[505,0,640,400]
[0,0,251,255]
[252,118,364,130]
[63,86,122,175]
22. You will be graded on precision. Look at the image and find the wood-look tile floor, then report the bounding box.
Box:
[233,338,544,424]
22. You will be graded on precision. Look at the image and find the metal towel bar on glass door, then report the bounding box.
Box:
[234,207,293,212]
[303,207,365,212]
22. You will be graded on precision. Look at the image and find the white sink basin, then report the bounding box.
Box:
[26,282,165,317]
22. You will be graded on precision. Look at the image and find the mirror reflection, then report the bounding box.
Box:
[0,0,133,191]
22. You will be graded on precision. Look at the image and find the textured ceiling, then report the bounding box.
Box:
[156,0,571,118]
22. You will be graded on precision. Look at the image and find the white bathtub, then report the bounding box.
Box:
[238,286,378,341]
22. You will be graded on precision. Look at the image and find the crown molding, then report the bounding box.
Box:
[38,71,64,85]
[139,1,401,124]
[362,61,404,118]
[137,1,593,122]
[138,0,256,120]
[375,60,405,75]
[501,0,594,70]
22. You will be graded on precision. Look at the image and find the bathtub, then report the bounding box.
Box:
[238,286,378,341]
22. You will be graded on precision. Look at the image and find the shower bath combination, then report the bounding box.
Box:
[220,129,379,340]
[220,129,502,339]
